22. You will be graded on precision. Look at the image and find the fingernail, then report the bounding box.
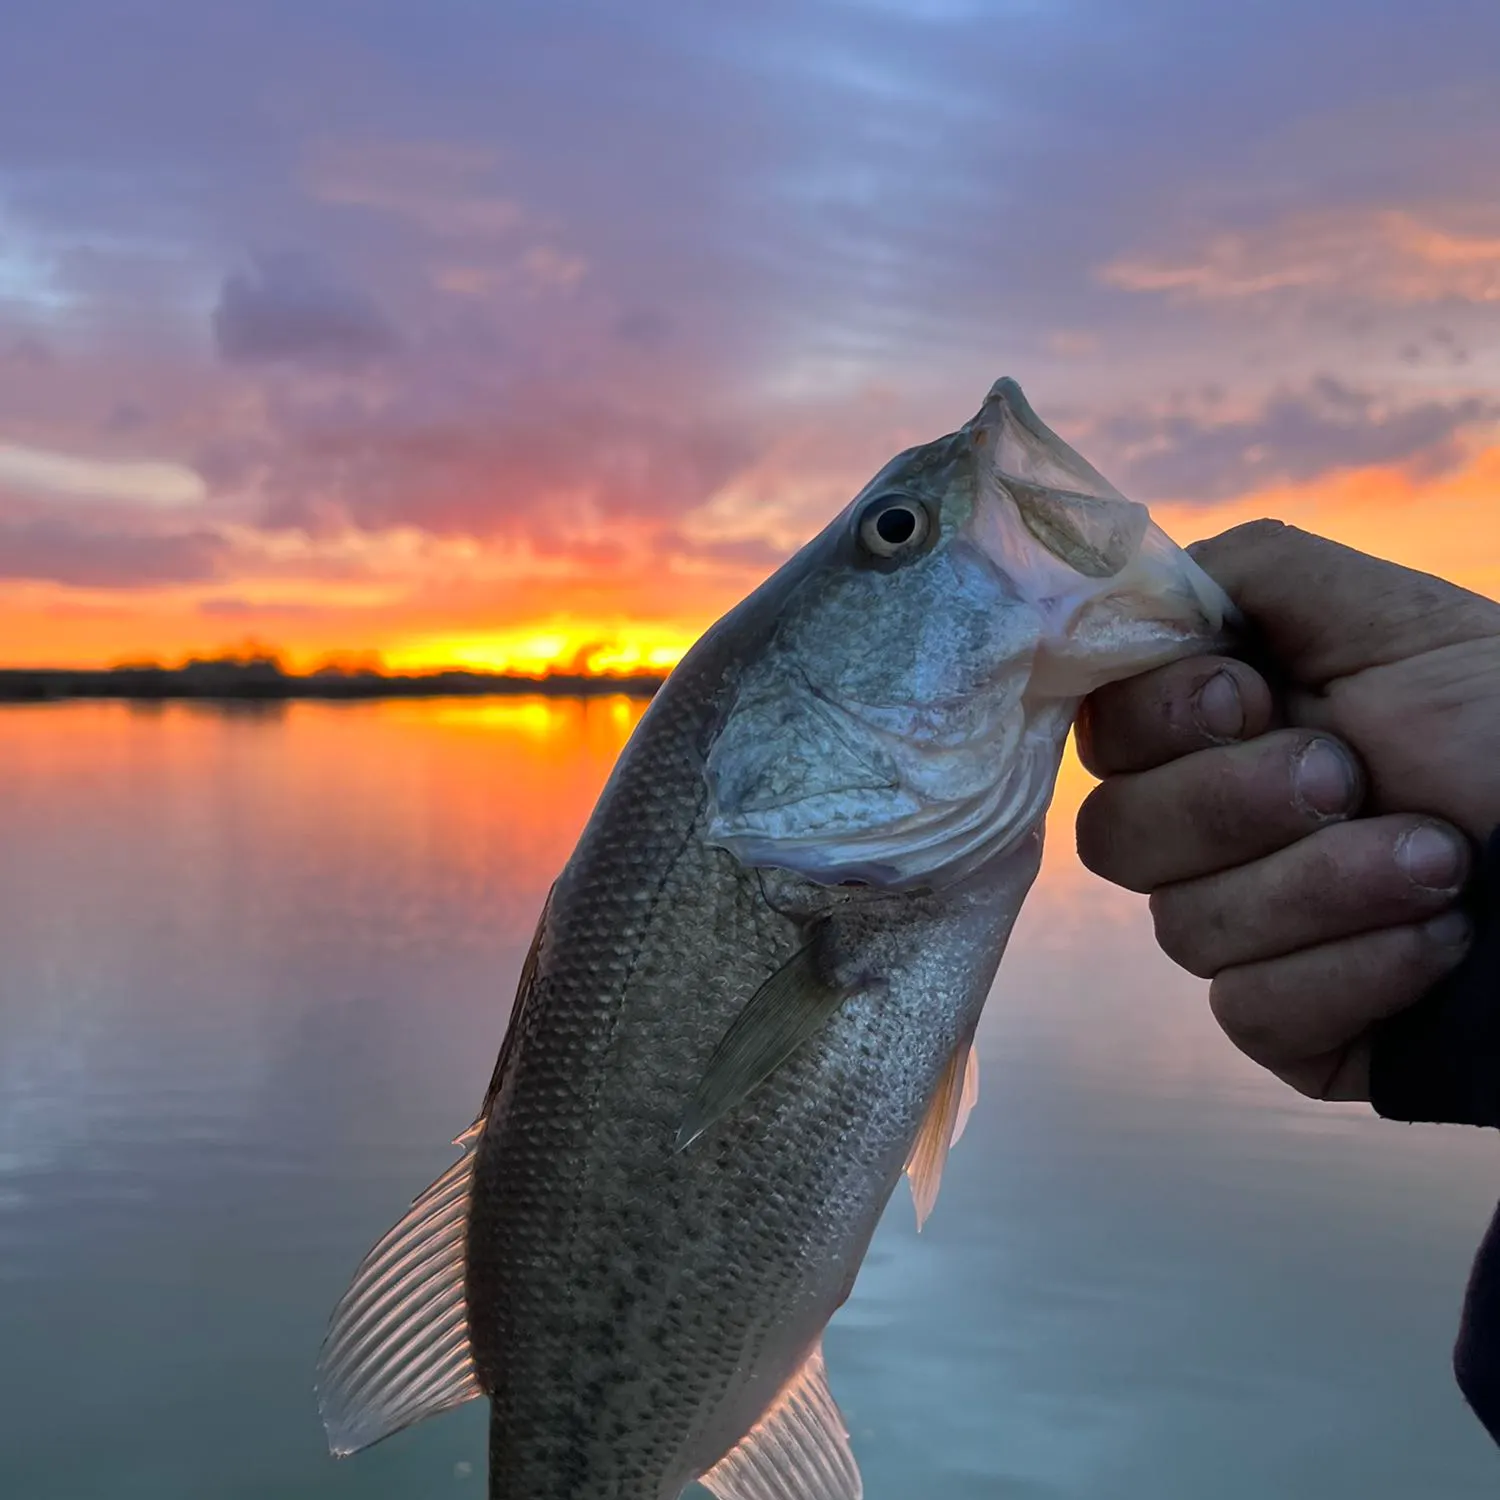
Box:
[1292,738,1357,817]
[1191,669,1243,741]
[1423,909,1471,950]
[1396,823,1465,893]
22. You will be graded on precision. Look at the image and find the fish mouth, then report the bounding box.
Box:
[1109,521,1242,651]
[961,377,1240,690]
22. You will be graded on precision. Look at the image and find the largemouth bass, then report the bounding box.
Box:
[317,379,1234,1499]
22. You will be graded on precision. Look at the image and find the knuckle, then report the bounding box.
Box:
[1074,783,1147,890]
[1207,970,1281,1061]
[1148,888,1218,978]
[1190,518,1288,575]
[1073,697,1103,773]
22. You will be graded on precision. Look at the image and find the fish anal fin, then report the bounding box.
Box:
[904,1039,978,1231]
[315,1151,481,1456]
[952,1041,979,1148]
[699,1342,862,1500]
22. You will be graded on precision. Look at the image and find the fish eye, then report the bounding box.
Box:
[857,497,930,559]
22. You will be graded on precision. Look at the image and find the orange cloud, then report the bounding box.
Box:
[1154,440,1500,601]
[1102,206,1500,304]
[4,431,1497,673]
[0,512,769,671]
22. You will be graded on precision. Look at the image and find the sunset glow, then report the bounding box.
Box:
[2,3,1499,672]
[382,624,696,679]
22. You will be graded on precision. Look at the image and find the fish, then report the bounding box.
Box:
[315,378,1235,1500]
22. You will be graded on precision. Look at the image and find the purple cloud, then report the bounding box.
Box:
[0,513,226,587]
[212,252,400,368]
[1097,378,1500,502]
[1,0,1499,591]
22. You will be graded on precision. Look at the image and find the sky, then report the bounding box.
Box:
[2,0,1500,672]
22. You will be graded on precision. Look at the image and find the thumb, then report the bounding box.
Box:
[1188,520,1500,686]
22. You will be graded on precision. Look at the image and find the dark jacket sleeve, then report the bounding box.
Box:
[1370,827,1500,1443]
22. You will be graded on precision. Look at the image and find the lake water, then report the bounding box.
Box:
[2,698,1498,1499]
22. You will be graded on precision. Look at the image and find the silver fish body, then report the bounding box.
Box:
[468,628,1038,1500]
[317,379,1234,1500]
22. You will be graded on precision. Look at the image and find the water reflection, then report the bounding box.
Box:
[0,700,1495,1499]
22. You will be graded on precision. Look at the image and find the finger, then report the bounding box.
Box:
[1076,729,1364,893]
[1149,815,1471,978]
[1209,912,1473,1101]
[1189,520,1500,686]
[1076,655,1275,777]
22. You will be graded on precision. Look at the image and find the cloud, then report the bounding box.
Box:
[103,399,150,432]
[212,252,400,367]
[1102,208,1500,306]
[4,0,1500,624]
[197,596,330,618]
[1095,377,1500,502]
[302,140,526,240]
[222,382,762,543]
[0,513,225,586]
[2,333,53,368]
[0,441,204,506]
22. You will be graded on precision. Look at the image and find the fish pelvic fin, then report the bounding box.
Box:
[699,1341,863,1500]
[315,1146,482,1456]
[904,1037,979,1231]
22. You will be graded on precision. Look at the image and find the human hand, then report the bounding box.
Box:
[1074,520,1500,1102]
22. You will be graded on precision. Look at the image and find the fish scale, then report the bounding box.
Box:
[316,378,1236,1500]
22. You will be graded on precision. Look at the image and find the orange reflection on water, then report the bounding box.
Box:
[0,694,1408,1120]
[0,697,649,950]
[344,695,651,905]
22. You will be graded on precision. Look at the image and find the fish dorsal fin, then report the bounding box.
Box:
[460,883,555,1147]
[699,1342,863,1500]
[316,1149,482,1455]
[904,1039,978,1231]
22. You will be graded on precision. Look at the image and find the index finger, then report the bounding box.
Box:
[1076,654,1274,777]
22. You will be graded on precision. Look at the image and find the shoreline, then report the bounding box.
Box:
[0,668,666,704]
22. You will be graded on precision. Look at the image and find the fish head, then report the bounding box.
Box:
[704,377,1235,892]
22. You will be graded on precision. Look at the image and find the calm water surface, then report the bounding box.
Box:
[2,699,1498,1499]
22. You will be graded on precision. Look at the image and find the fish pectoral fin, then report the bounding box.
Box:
[675,927,857,1152]
[699,1341,863,1500]
[904,1038,979,1232]
[315,1149,481,1456]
